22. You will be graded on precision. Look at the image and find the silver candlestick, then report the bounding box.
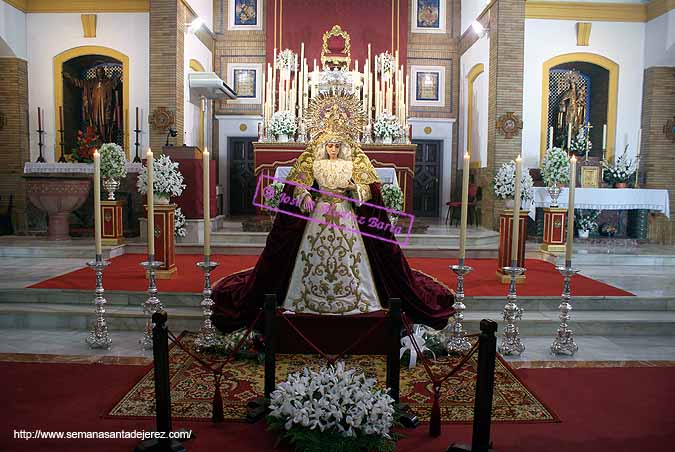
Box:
[498,266,526,356]
[446,263,473,353]
[194,258,223,351]
[551,266,580,356]
[85,255,112,349]
[140,257,164,350]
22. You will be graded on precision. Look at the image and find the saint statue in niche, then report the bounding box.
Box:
[63,66,121,142]
[556,72,586,136]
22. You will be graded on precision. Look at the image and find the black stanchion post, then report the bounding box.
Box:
[135,311,189,452]
[447,319,498,452]
[246,294,277,422]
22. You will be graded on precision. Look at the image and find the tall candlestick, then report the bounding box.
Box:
[511,156,522,266]
[93,149,102,256]
[567,123,572,150]
[548,126,553,149]
[637,128,642,157]
[203,148,211,257]
[459,152,471,262]
[146,148,155,257]
[59,106,64,130]
[565,156,577,265]
[602,124,607,151]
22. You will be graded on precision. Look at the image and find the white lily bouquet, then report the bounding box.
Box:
[174,207,187,238]
[569,129,592,156]
[99,143,127,179]
[493,160,535,205]
[602,146,635,185]
[373,113,402,141]
[270,111,297,139]
[267,362,397,452]
[541,147,570,186]
[136,154,186,201]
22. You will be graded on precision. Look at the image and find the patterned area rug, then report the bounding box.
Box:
[108,333,557,424]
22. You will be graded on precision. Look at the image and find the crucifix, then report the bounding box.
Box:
[584,122,593,161]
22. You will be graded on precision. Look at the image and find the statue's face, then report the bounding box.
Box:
[326,142,341,159]
[95,67,105,79]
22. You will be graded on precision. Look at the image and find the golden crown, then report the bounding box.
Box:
[304,92,366,142]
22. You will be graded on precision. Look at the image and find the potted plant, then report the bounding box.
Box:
[601,223,617,237]
[99,142,127,200]
[493,160,535,209]
[602,147,635,188]
[575,209,599,239]
[70,126,100,163]
[541,147,570,207]
[373,112,401,145]
[381,183,404,225]
[267,362,398,452]
[136,154,186,204]
[270,111,297,143]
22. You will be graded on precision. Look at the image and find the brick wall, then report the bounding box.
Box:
[0,58,30,234]
[642,67,675,244]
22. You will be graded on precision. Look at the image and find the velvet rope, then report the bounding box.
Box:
[279,310,388,366]
[401,313,480,437]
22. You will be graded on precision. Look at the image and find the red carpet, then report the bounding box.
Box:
[2,361,673,451]
[29,254,633,297]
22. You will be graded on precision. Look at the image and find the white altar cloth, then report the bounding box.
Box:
[530,187,670,219]
[24,162,143,174]
[274,166,398,186]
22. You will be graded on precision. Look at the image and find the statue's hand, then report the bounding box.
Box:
[302,194,315,212]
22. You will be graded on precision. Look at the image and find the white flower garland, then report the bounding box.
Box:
[541,147,570,186]
[493,160,535,203]
[99,143,127,179]
[136,155,186,198]
[373,113,401,139]
[270,111,297,137]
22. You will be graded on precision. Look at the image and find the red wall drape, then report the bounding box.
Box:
[265,0,408,68]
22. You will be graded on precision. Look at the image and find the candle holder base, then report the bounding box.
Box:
[498,266,526,356]
[551,266,580,356]
[85,258,112,349]
[446,264,473,354]
[194,260,223,352]
[140,259,164,350]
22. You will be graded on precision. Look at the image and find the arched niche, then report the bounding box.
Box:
[466,63,485,167]
[54,46,130,157]
[540,53,618,162]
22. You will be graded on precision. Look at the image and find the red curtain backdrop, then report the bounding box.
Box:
[266,0,408,68]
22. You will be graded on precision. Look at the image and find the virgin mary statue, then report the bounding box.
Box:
[212,95,454,332]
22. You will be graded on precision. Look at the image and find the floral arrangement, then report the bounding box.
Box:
[400,325,447,368]
[569,129,592,156]
[99,143,127,180]
[174,207,187,238]
[70,126,101,163]
[267,362,397,452]
[270,111,297,137]
[493,160,535,204]
[373,113,402,140]
[382,183,404,225]
[377,51,395,78]
[541,147,570,186]
[276,49,297,73]
[263,182,285,209]
[575,209,599,232]
[602,147,635,185]
[136,155,186,199]
[601,223,617,236]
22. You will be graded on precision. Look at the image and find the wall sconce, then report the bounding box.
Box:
[472,20,489,38]
[187,17,204,33]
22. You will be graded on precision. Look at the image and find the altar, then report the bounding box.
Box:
[253,142,415,213]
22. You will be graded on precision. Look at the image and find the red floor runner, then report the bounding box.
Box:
[2,362,673,451]
[29,254,633,297]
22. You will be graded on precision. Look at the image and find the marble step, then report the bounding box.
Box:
[0,240,125,259]
[1,303,675,336]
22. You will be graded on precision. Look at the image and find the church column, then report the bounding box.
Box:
[0,58,30,234]
[149,0,187,151]
[642,67,675,244]
[482,0,526,229]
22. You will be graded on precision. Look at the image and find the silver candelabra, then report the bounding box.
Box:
[85,255,112,349]
[551,265,580,356]
[194,258,222,351]
[446,262,473,353]
[140,257,164,350]
[498,266,526,356]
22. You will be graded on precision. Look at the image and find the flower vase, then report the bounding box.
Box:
[102,178,120,201]
[614,182,628,189]
[578,229,590,239]
[547,182,561,208]
[504,199,515,209]
[278,134,289,143]
[382,135,393,145]
[153,193,170,204]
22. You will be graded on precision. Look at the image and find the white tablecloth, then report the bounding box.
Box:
[273,166,398,186]
[530,187,670,219]
[24,162,144,174]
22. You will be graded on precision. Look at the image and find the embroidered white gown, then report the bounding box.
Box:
[283,158,382,315]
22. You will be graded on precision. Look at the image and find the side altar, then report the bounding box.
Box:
[253,142,416,214]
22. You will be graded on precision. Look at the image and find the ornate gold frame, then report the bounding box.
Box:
[321,25,352,69]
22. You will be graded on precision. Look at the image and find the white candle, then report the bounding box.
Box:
[203,148,211,257]
[637,128,642,157]
[602,124,607,151]
[93,149,102,256]
[567,123,572,150]
[548,126,553,149]
[459,152,471,262]
[511,156,522,266]
[565,156,577,265]
[146,148,155,257]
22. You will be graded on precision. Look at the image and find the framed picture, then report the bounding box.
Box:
[410,65,446,107]
[580,165,601,188]
[228,0,262,31]
[412,0,446,34]
[227,63,262,104]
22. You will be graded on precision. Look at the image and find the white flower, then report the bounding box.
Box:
[373,113,402,139]
[270,111,297,137]
[541,147,570,186]
[276,49,297,73]
[99,143,127,179]
[174,207,187,237]
[377,51,395,78]
[493,160,535,204]
[136,154,186,198]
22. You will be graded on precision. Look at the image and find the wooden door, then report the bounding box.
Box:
[228,137,257,215]
[412,140,442,217]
